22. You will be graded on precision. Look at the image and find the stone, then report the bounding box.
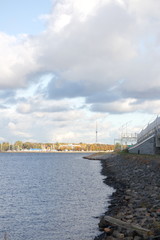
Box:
[150,212,157,218]
[125,196,131,200]
[125,215,134,219]
[103,228,113,233]
[156,209,160,216]
[126,189,132,194]
[112,230,124,238]
[134,236,142,240]
[94,154,160,240]
[98,217,109,228]
[136,208,147,212]
[106,237,116,240]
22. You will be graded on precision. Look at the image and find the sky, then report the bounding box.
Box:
[0,0,160,144]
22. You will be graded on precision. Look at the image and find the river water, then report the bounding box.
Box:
[0,152,113,240]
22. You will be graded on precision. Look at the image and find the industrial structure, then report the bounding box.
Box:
[129,116,160,155]
[114,122,137,150]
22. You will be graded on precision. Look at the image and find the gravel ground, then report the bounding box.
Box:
[85,153,160,240]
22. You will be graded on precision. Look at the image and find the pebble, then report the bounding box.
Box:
[90,153,160,240]
[112,230,124,238]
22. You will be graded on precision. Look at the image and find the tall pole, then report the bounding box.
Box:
[96,121,98,143]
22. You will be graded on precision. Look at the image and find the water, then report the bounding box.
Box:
[0,153,113,240]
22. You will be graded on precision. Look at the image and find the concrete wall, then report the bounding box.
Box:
[129,136,157,155]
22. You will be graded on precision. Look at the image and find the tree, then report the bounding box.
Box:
[14,141,23,150]
[2,142,9,151]
[114,143,121,151]
[55,142,60,151]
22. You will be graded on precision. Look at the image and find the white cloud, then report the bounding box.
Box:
[0,0,160,143]
[13,130,32,138]
[1,0,160,101]
[8,122,16,130]
[91,99,160,115]
[0,33,39,88]
[16,103,31,114]
[46,0,112,32]
[0,137,5,142]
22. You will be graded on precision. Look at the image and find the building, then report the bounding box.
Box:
[129,116,160,155]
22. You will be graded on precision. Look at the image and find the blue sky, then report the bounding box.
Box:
[0,0,160,144]
[0,0,52,34]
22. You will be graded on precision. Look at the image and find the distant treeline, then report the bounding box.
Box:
[0,141,114,152]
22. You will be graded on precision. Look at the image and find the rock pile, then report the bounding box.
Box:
[89,153,160,240]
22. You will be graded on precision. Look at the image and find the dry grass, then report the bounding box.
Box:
[120,152,160,166]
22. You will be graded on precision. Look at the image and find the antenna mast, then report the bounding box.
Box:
[96,121,98,143]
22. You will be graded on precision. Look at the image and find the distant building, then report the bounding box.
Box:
[129,116,160,155]
[29,148,42,151]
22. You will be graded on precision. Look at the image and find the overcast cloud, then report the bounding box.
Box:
[0,0,160,143]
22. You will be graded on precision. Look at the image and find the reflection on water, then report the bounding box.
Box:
[0,153,113,240]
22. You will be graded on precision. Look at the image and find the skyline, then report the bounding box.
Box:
[0,0,160,144]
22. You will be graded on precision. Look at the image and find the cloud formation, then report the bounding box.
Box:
[0,0,160,143]
[36,0,160,111]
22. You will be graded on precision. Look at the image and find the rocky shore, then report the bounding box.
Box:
[85,153,160,240]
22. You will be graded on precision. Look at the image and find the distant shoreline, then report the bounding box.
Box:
[0,150,107,153]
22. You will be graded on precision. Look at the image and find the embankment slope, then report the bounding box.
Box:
[85,153,160,240]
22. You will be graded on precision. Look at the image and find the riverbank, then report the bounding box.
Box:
[0,150,106,153]
[84,153,160,240]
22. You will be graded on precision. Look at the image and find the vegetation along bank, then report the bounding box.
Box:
[84,153,160,240]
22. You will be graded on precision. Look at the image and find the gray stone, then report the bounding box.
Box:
[136,208,147,212]
[112,230,124,239]
[134,236,142,240]
[94,153,160,240]
[125,215,134,219]
[106,237,116,240]
[125,196,131,200]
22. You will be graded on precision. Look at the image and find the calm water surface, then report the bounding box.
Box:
[0,153,113,240]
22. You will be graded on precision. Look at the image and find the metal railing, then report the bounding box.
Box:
[137,117,160,143]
